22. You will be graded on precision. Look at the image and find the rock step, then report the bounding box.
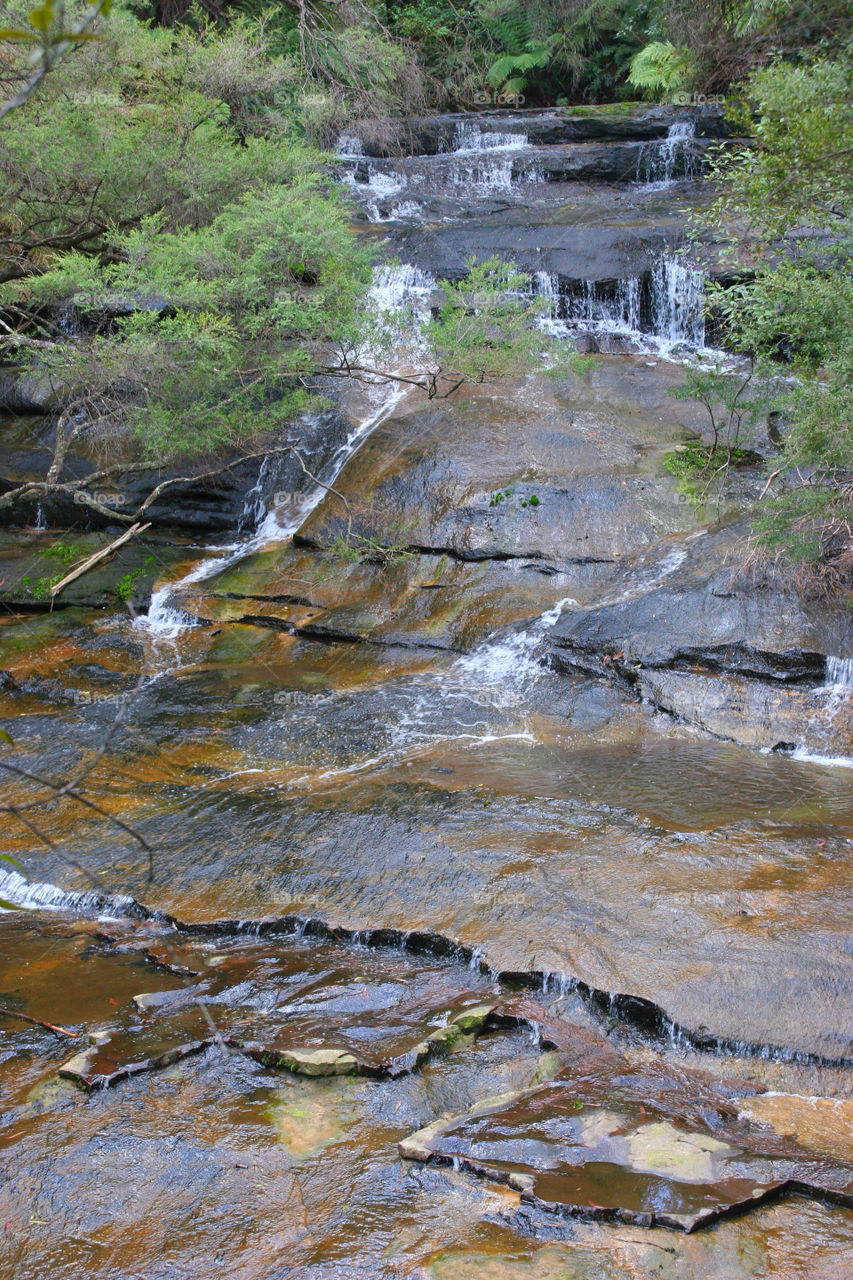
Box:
[345,104,732,158]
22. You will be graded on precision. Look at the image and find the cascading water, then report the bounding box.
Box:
[137,264,430,650]
[649,254,706,350]
[451,123,528,152]
[446,122,529,191]
[335,133,364,157]
[825,656,853,690]
[564,277,642,337]
[790,655,853,768]
[0,865,141,917]
[636,120,699,187]
[533,257,705,355]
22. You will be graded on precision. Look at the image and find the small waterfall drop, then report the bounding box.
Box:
[137,264,427,649]
[452,122,527,152]
[791,655,853,768]
[649,255,705,350]
[825,656,853,690]
[636,120,699,186]
[533,262,705,355]
[0,866,142,918]
[335,133,364,157]
[565,277,641,337]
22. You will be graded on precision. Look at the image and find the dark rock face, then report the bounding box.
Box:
[548,525,853,751]
[548,527,849,680]
[353,104,731,157]
[0,406,352,535]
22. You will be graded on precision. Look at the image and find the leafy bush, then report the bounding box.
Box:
[702,55,853,584]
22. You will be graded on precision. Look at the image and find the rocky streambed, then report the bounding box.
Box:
[1,103,852,1278]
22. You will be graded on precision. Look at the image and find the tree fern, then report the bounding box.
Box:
[628,40,694,98]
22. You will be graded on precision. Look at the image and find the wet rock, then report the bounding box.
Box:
[0,405,352,534]
[59,1033,212,1091]
[636,668,853,754]
[400,1078,853,1232]
[0,366,64,414]
[245,1045,360,1076]
[353,105,731,158]
[548,524,853,752]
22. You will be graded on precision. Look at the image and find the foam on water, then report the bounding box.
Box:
[335,133,364,157]
[0,867,140,919]
[534,254,707,357]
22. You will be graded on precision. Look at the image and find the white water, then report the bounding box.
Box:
[636,120,699,187]
[0,866,139,918]
[139,382,408,647]
[378,594,579,762]
[564,277,642,337]
[788,655,853,769]
[335,133,364,157]
[452,123,528,153]
[138,264,431,648]
[534,253,706,356]
[825,656,853,690]
[369,262,436,317]
[650,255,705,350]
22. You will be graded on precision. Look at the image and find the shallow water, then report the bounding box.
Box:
[2,107,853,1276]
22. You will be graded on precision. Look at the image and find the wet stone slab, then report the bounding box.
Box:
[400,1077,853,1232]
[48,928,503,1087]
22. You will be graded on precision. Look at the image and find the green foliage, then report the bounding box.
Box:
[488,486,541,510]
[702,55,853,579]
[115,554,156,600]
[0,7,384,466]
[483,5,555,95]
[328,530,414,568]
[628,39,694,97]
[424,256,556,388]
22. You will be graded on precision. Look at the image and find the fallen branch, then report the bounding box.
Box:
[49,521,150,599]
[758,468,782,500]
[0,1005,78,1038]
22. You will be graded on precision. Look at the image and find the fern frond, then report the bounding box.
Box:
[628,41,694,98]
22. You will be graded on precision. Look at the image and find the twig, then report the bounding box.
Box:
[0,758,154,880]
[49,522,150,599]
[759,468,782,500]
[0,1005,78,1038]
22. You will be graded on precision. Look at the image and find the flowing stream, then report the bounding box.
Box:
[2,107,853,1280]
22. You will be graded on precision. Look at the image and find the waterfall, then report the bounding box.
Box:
[0,866,142,918]
[566,278,641,336]
[448,122,527,189]
[137,264,427,646]
[533,260,705,354]
[452,122,528,152]
[447,154,518,191]
[825,656,853,690]
[649,255,705,350]
[237,454,274,534]
[335,133,364,157]
[789,654,853,769]
[636,120,699,186]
